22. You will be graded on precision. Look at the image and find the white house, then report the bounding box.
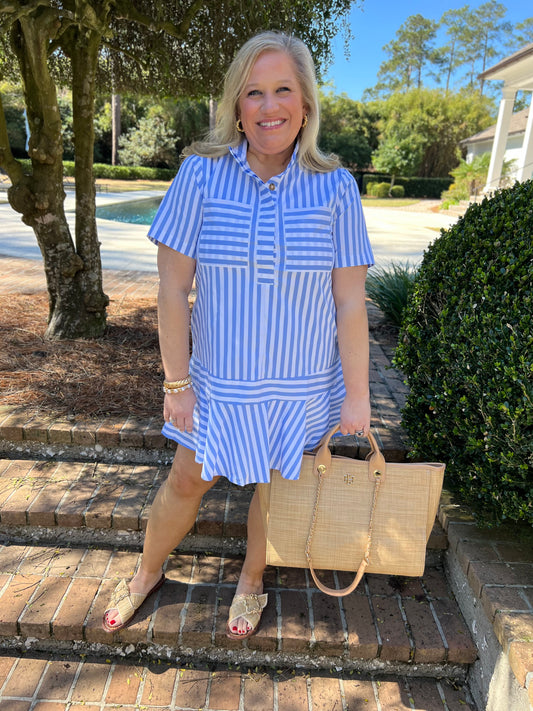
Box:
[461,108,529,183]
[472,43,533,192]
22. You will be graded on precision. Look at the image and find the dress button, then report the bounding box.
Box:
[268,182,276,191]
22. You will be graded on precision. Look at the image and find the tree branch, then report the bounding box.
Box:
[112,0,204,39]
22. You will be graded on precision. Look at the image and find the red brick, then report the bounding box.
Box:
[18,547,83,577]
[190,554,221,584]
[105,662,143,705]
[181,584,217,647]
[55,476,99,527]
[173,668,209,709]
[19,576,71,638]
[140,664,177,706]
[70,661,110,703]
[85,579,117,642]
[440,679,476,710]
[0,544,29,572]
[111,485,144,530]
[343,678,378,710]
[375,679,412,709]
[47,419,74,444]
[407,678,444,709]
[280,589,311,652]
[495,542,533,563]
[343,591,379,659]
[0,476,47,524]
[52,578,100,640]
[26,482,69,526]
[422,567,452,599]
[0,575,42,634]
[224,489,251,537]
[71,420,98,445]
[311,592,345,655]
[402,598,446,663]
[508,641,533,687]
[105,550,141,581]
[372,596,411,662]
[494,611,533,653]
[37,659,79,700]
[243,671,274,710]
[0,701,31,711]
[84,472,124,529]
[95,418,123,447]
[432,598,477,663]
[481,585,530,623]
[310,676,342,710]
[2,657,48,697]
[119,417,145,447]
[277,675,309,711]
[165,552,194,583]
[196,490,226,536]
[0,410,32,440]
[117,579,166,645]
[52,461,85,482]
[34,705,73,711]
[74,549,113,578]
[23,413,54,442]
[151,579,187,645]
[208,670,242,710]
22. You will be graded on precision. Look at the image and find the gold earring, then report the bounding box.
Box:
[236,119,245,133]
[301,114,308,128]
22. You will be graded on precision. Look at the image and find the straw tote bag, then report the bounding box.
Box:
[257,425,445,597]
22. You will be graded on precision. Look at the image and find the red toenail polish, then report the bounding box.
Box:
[110,620,115,625]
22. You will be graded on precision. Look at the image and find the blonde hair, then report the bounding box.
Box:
[184,31,339,173]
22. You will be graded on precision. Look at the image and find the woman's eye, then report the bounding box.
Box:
[247,89,261,97]
[277,86,291,93]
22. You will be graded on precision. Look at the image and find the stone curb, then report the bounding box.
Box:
[439,493,533,710]
[0,543,476,676]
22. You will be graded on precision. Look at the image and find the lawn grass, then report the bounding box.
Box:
[361,197,420,208]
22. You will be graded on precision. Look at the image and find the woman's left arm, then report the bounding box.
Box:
[332,265,371,436]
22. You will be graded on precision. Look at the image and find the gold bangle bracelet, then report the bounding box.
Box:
[163,375,191,389]
[163,382,192,394]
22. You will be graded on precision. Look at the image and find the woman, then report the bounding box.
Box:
[103,31,373,639]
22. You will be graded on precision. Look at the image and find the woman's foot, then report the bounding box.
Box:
[227,574,265,637]
[102,567,164,631]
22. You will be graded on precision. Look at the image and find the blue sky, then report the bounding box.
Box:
[326,0,531,100]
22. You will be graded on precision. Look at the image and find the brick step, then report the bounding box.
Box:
[0,651,476,710]
[0,543,477,680]
[0,458,448,561]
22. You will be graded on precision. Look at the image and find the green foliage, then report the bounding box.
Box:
[1,82,26,157]
[373,182,392,198]
[395,180,533,525]
[369,89,495,178]
[62,161,175,181]
[366,262,418,327]
[318,90,379,169]
[362,174,452,199]
[118,114,178,169]
[390,185,405,198]
[372,132,425,183]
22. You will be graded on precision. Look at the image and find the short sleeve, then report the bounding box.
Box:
[147,155,204,258]
[332,171,374,269]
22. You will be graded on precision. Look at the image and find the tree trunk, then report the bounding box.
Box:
[111,93,121,165]
[5,12,108,340]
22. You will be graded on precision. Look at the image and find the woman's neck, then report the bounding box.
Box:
[246,144,294,182]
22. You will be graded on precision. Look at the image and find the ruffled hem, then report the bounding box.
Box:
[162,368,345,486]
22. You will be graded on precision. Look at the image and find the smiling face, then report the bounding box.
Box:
[237,50,307,166]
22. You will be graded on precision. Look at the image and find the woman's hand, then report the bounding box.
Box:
[339,393,371,437]
[164,389,197,433]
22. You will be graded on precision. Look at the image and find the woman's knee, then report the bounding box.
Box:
[166,446,216,499]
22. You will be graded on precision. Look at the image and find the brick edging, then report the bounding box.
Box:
[438,491,533,707]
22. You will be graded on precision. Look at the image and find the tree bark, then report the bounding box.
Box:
[111,93,121,165]
[5,11,108,340]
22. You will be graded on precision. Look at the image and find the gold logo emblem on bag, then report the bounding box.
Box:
[344,473,355,485]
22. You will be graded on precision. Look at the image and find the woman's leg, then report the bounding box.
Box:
[229,488,267,636]
[104,445,218,628]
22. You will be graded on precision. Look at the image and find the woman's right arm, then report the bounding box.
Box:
[157,243,197,433]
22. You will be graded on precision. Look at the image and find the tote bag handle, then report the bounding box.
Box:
[305,425,385,597]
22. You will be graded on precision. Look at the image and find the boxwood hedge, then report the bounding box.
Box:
[394,180,533,525]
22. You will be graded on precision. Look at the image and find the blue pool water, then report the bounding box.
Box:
[96,196,163,225]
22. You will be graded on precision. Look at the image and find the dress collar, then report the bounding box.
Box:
[229,140,299,180]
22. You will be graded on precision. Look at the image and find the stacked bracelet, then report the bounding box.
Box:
[163,375,192,394]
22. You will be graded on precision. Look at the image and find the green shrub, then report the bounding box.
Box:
[366,181,378,196]
[390,185,405,198]
[366,262,418,327]
[362,174,453,199]
[394,180,533,525]
[374,182,391,198]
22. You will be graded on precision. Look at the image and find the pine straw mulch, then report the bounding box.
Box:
[1,293,398,424]
[1,293,164,422]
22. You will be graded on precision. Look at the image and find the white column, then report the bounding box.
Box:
[484,87,516,193]
[516,93,533,182]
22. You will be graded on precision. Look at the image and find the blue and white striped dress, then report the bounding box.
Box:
[148,141,373,485]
